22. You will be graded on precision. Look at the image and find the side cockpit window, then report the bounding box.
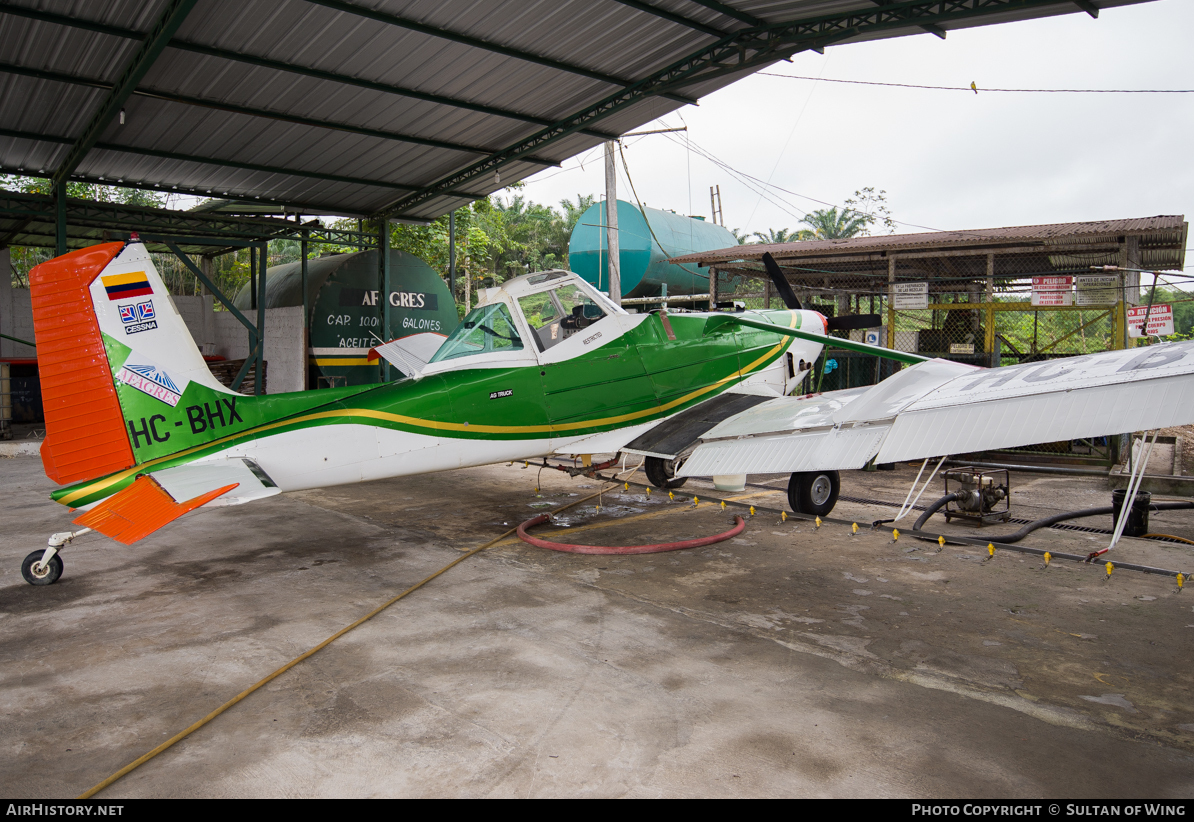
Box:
[518,284,605,352]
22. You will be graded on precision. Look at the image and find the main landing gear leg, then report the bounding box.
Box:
[21,528,91,586]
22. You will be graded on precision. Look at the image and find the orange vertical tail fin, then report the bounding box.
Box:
[30,242,136,484]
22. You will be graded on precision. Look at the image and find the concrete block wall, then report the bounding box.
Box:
[213,307,305,394]
[173,294,216,356]
[1,249,37,359]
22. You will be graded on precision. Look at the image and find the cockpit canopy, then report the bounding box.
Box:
[429,270,621,364]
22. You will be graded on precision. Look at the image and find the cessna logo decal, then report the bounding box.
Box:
[118,299,158,334]
[489,389,513,399]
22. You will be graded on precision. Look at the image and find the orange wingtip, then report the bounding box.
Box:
[72,475,238,545]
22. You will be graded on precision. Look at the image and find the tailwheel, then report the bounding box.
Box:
[22,550,63,586]
[645,456,688,490]
[787,470,840,517]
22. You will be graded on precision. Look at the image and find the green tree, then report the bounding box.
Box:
[799,206,869,240]
[751,227,811,244]
[843,187,896,235]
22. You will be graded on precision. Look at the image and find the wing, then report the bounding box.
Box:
[72,458,280,545]
[679,341,1194,477]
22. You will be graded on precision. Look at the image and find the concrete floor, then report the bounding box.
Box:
[1,454,1193,798]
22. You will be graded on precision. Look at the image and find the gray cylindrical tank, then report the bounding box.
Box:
[568,200,744,299]
[234,249,457,387]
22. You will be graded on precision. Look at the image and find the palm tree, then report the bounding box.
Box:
[751,227,812,245]
[799,207,869,240]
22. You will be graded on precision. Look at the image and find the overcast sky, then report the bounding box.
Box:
[513,0,1193,250]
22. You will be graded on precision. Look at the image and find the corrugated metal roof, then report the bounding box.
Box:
[672,216,1190,266]
[0,0,1161,220]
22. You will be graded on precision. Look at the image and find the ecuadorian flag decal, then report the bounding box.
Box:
[101,271,153,300]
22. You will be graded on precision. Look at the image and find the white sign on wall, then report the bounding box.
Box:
[1075,275,1118,306]
[892,282,928,310]
[1127,304,1174,337]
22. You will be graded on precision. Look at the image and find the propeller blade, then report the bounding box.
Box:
[760,252,801,310]
[825,314,884,331]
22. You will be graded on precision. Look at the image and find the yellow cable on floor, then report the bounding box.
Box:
[78,484,617,799]
[1141,533,1194,545]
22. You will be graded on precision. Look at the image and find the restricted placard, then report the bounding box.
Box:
[1075,274,1118,306]
[892,281,928,310]
[1127,303,1174,337]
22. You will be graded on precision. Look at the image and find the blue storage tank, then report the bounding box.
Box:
[568,200,746,300]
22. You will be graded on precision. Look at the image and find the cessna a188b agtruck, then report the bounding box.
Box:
[20,240,1194,584]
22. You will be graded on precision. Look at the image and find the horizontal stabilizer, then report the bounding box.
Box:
[73,476,237,545]
[151,458,281,507]
[72,458,280,544]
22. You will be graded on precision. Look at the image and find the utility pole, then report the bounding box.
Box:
[709,185,723,226]
[604,141,620,305]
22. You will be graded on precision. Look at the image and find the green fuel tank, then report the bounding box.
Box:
[568,200,745,300]
[233,249,457,387]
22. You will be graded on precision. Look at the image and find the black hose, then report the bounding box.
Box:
[911,493,959,531]
[912,495,1194,544]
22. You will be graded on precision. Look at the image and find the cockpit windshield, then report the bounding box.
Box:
[518,283,606,352]
[428,302,524,363]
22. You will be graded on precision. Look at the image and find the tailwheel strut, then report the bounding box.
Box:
[22,528,90,586]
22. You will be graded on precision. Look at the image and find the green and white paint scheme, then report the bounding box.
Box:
[55,248,823,512]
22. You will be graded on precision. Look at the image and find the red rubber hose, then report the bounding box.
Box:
[516,513,747,555]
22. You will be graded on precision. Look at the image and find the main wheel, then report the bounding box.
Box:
[787,471,840,517]
[645,456,687,490]
[22,550,63,586]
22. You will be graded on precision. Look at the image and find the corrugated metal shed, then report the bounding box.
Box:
[670,215,1189,301]
[0,0,1159,221]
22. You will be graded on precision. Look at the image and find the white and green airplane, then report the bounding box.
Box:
[19,240,1194,585]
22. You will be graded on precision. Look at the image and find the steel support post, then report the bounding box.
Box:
[448,210,456,308]
[301,229,309,390]
[708,266,718,310]
[54,180,66,256]
[256,243,266,395]
[985,253,996,367]
[886,255,896,350]
[379,219,390,382]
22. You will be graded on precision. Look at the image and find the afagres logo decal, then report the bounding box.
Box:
[101,271,153,300]
[118,300,157,334]
[116,355,185,407]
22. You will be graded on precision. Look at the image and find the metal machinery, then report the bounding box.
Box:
[942,468,1011,526]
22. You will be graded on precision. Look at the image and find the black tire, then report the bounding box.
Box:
[787,470,840,517]
[22,550,63,586]
[645,456,688,490]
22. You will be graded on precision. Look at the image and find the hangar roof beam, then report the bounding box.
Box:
[0,5,624,140]
[607,0,730,37]
[681,0,767,27]
[0,61,559,166]
[306,0,697,103]
[50,0,197,187]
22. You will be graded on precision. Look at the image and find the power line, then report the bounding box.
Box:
[757,74,1194,93]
